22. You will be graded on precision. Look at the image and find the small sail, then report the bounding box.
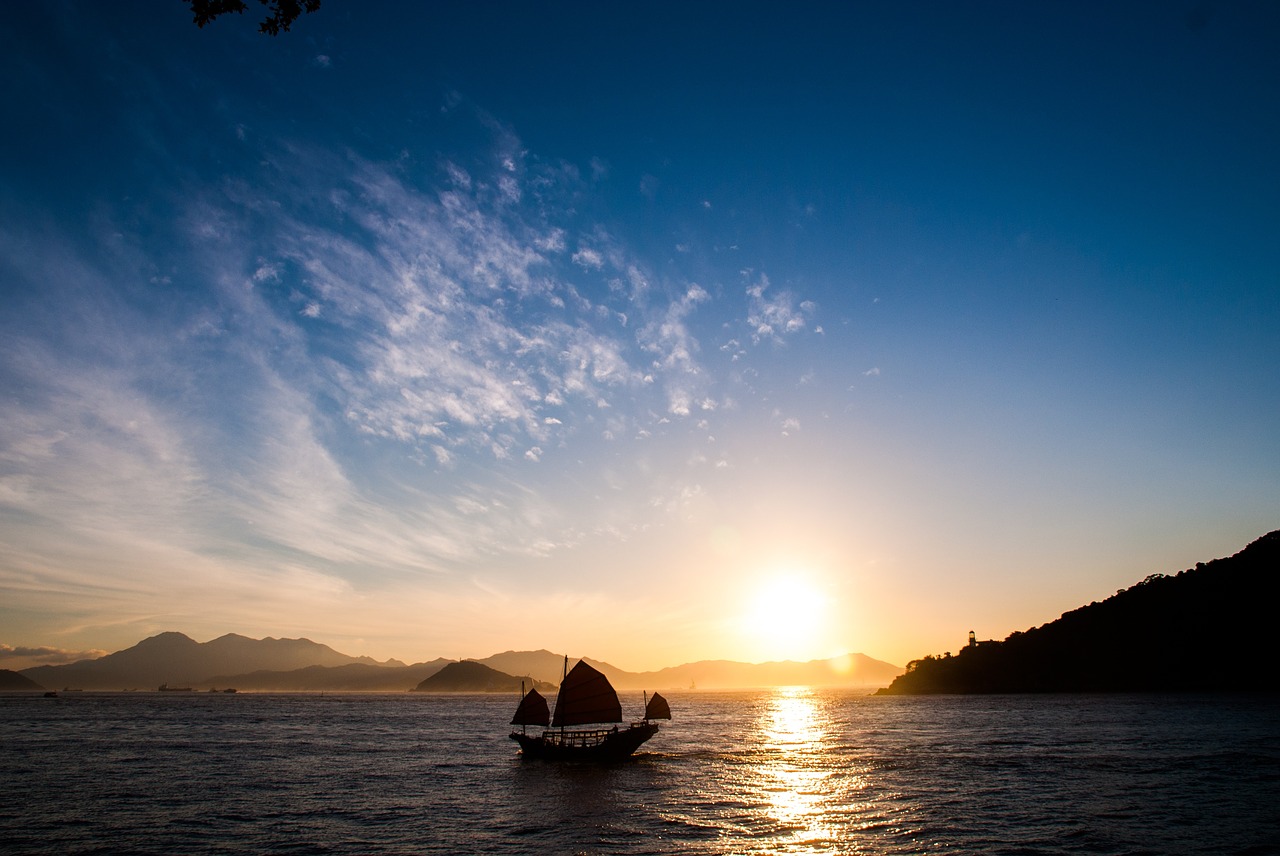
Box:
[552,660,622,727]
[644,691,672,720]
[511,688,550,727]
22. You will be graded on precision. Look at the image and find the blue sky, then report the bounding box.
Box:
[1,1,1277,671]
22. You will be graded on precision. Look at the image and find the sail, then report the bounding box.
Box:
[552,660,622,727]
[511,687,550,726]
[644,691,671,720]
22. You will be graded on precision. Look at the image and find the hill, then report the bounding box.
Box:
[411,661,552,693]
[16,635,901,693]
[19,632,395,691]
[627,653,902,689]
[879,530,1278,694]
[476,650,901,689]
[476,650,567,684]
[0,669,44,691]
[203,660,453,692]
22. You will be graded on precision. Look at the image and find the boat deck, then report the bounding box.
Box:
[510,721,659,761]
[533,725,644,748]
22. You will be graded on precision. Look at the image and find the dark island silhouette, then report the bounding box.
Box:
[411,660,555,694]
[879,530,1277,694]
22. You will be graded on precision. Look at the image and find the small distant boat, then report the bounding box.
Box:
[157,684,193,692]
[43,691,58,698]
[509,658,671,762]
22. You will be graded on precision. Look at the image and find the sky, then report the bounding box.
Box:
[1,1,1278,673]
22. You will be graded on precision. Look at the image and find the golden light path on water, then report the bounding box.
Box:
[5,692,1274,853]
[752,688,869,854]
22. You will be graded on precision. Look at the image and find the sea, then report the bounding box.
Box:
[1,690,1276,855]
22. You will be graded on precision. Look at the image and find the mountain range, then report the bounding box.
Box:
[12,530,1273,696]
[483,649,902,690]
[12,632,902,693]
[0,669,43,691]
[19,631,415,692]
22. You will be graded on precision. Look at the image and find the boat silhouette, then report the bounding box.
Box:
[509,658,671,762]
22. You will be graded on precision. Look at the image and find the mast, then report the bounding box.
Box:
[560,655,568,735]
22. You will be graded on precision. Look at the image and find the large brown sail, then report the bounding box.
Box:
[511,688,550,726]
[552,660,622,727]
[644,692,671,720]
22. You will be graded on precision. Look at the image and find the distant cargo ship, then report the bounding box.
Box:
[157,684,193,692]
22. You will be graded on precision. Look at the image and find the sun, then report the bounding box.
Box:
[740,572,829,661]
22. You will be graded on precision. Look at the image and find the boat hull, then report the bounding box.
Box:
[510,722,659,762]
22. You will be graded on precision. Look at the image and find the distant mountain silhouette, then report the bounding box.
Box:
[203,660,453,692]
[19,632,394,691]
[476,649,901,689]
[16,634,900,692]
[624,653,902,690]
[412,660,553,693]
[476,650,567,684]
[879,530,1278,694]
[0,669,44,691]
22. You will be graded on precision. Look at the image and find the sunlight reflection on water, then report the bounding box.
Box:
[736,687,877,854]
[2,692,1276,854]
[759,688,830,848]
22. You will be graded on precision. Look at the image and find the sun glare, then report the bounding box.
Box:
[741,572,829,660]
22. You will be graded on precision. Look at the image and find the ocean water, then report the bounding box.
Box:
[1,690,1276,855]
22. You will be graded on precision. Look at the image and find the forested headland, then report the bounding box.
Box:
[879,530,1277,694]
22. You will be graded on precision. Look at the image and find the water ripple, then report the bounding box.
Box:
[2,691,1277,854]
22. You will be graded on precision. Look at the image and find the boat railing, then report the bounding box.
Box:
[539,727,621,747]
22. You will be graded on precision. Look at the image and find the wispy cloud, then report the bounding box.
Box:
[572,246,604,269]
[745,274,816,344]
[0,643,107,668]
[638,284,711,416]
[0,114,825,656]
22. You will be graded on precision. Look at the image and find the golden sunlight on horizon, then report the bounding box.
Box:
[737,569,836,663]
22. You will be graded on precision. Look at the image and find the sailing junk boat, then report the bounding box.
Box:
[509,659,671,761]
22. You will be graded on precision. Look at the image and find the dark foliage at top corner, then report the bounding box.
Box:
[185,0,322,36]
